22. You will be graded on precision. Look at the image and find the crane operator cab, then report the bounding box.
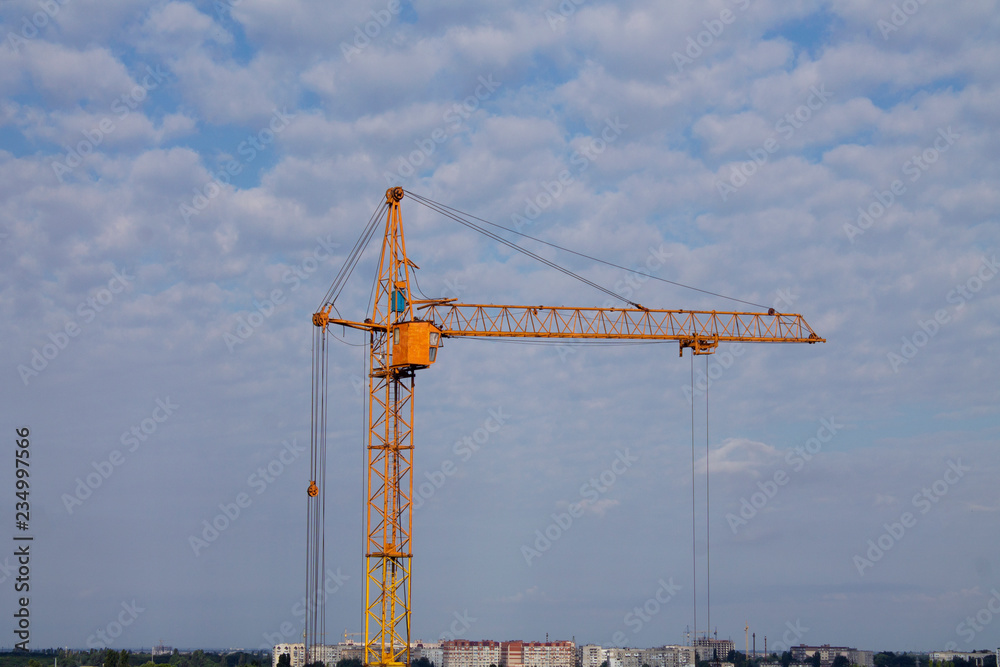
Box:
[390,320,442,369]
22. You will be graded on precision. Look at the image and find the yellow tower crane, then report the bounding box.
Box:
[304,187,825,667]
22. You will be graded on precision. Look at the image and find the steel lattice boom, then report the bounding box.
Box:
[416,303,823,354]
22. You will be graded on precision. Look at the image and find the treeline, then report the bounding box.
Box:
[0,650,265,667]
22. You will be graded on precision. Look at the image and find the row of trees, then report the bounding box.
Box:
[0,650,265,667]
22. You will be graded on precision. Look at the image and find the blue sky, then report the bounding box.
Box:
[1,0,999,655]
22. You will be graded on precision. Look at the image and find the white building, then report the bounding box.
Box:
[443,640,502,667]
[581,645,604,667]
[272,643,359,667]
[152,644,173,660]
[522,642,575,667]
[641,646,696,667]
[693,639,735,663]
[930,652,994,667]
[604,647,643,667]
[273,643,305,667]
[414,641,445,666]
[791,646,872,667]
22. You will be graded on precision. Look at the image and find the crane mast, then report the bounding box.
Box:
[307,188,825,667]
[361,187,414,667]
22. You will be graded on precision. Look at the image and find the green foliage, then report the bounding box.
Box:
[224,654,254,667]
[832,657,850,667]
[334,659,362,667]
[412,658,434,667]
[811,654,821,667]
[875,653,917,667]
[781,653,793,667]
[0,650,273,667]
[276,656,290,667]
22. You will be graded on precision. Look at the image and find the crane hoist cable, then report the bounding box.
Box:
[705,354,712,638]
[404,190,770,311]
[690,352,698,644]
[689,354,714,641]
[403,192,638,308]
[319,199,388,311]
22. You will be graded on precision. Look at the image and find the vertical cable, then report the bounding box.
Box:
[306,329,313,664]
[362,332,370,655]
[690,352,697,644]
[705,355,711,640]
[320,327,329,651]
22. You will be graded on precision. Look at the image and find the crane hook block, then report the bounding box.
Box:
[386,187,404,203]
[313,312,329,328]
[307,481,319,497]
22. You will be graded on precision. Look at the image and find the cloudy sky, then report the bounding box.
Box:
[2,0,1000,655]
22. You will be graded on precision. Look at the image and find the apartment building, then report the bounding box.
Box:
[790,645,873,667]
[693,639,736,663]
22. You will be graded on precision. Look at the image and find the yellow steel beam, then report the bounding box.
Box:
[324,305,824,355]
[362,188,412,667]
